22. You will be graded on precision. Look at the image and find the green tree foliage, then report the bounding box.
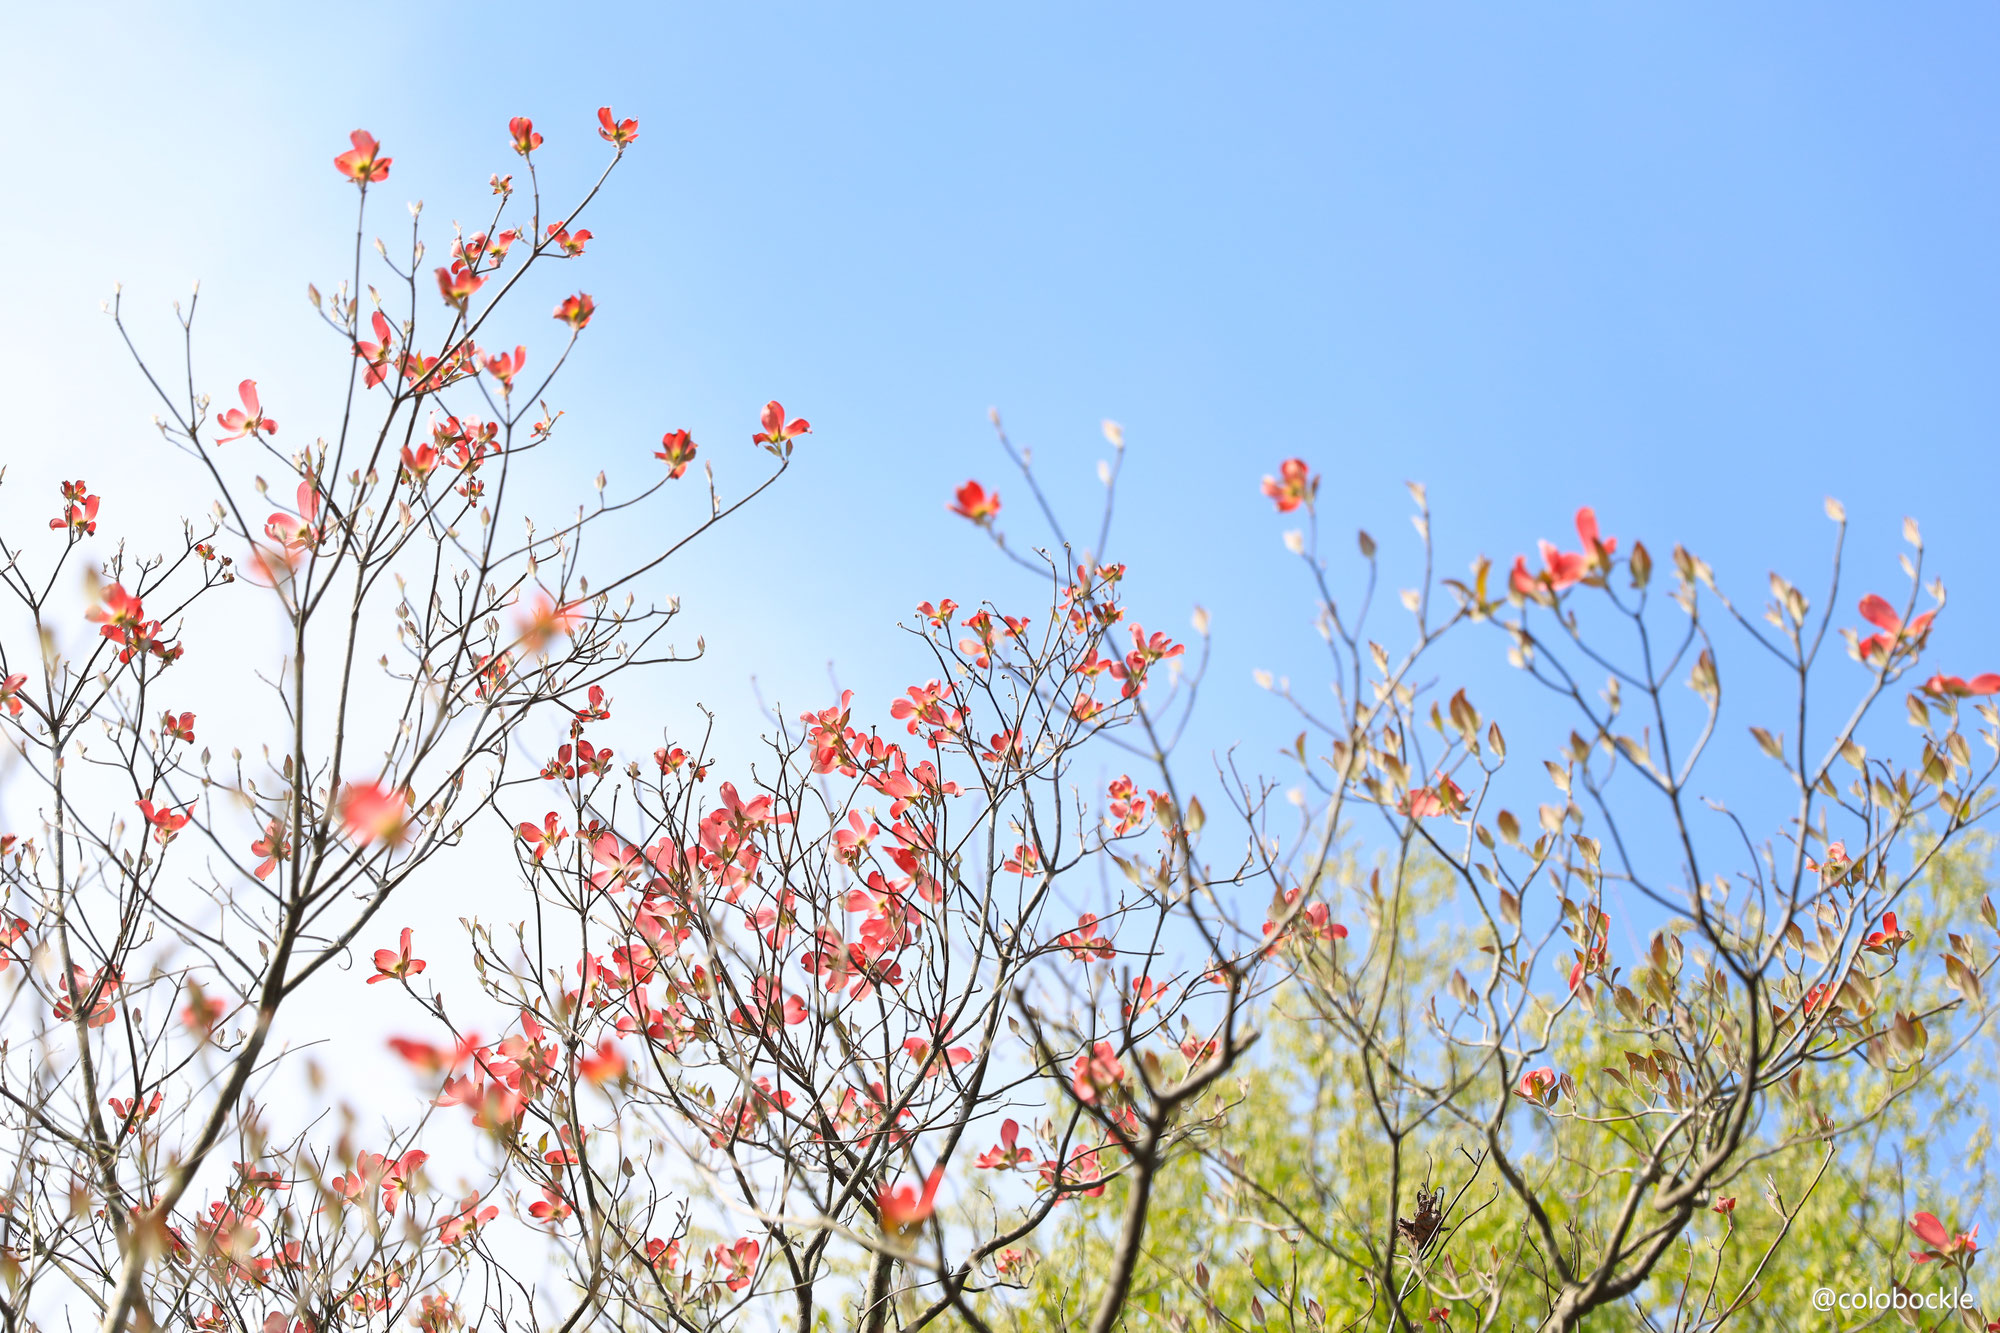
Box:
[1021,844,1999,1331]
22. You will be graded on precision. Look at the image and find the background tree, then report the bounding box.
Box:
[1019,468,2000,1331]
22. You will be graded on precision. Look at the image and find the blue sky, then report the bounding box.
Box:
[7,4,2000,936]
[3,4,2000,1258]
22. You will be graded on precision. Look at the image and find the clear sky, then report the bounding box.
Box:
[6,5,2000,1015]
[9,4,1999,711]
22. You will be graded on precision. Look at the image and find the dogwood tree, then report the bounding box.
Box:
[2,111,1995,1333]
[0,111,1275,1333]
[1016,468,2000,1331]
